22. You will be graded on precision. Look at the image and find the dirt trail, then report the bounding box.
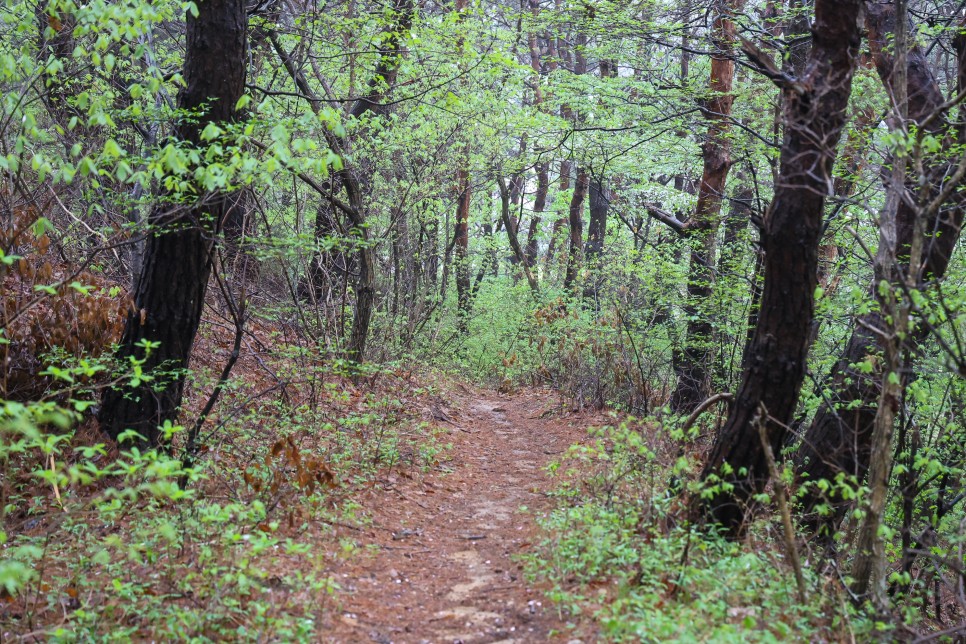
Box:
[324,387,604,644]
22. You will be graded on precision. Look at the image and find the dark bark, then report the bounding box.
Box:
[695,0,863,533]
[546,159,572,263]
[521,0,546,268]
[714,183,754,384]
[719,184,753,271]
[343,0,413,361]
[584,60,616,272]
[304,197,346,304]
[524,161,549,266]
[498,177,539,293]
[36,0,77,128]
[99,0,247,447]
[582,174,610,304]
[795,2,966,531]
[563,168,589,291]
[585,175,609,262]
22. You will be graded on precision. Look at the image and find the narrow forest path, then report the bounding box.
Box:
[323,387,605,644]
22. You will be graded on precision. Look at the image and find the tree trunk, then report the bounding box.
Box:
[795,1,966,532]
[454,161,471,331]
[851,0,909,604]
[282,0,413,360]
[585,174,609,262]
[563,168,589,291]
[525,161,549,266]
[546,159,572,263]
[36,0,77,129]
[714,182,754,385]
[99,0,247,447]
[582,174,610,304]
[669,0,738,412]
[695,0,863,534]
[452,0,471,333]
[583,60,616,279]
[498,177,540,294]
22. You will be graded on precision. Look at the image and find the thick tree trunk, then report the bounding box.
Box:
[795,2,966,531]
[669,0,738,412]
[585,175,609,262]
[99,0,247,447]
[582,174,610,303]
[695,0,863,533]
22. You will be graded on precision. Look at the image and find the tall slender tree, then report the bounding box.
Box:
[669,0,740,412]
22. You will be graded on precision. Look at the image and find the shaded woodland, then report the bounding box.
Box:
[2,0,966,638]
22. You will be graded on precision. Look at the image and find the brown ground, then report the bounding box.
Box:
[322,386,608,644]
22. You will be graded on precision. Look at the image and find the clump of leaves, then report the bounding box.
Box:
[523,421,879,642]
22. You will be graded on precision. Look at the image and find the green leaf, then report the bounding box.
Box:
[200,122,223,141]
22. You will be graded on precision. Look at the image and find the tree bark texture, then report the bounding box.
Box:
[670,0,738,412]
[696,0,863,533]
[99,0,247,447]
[585,174,610,262]
[563,168,589,291]
[525,161,549,266]
[795,1,966,531]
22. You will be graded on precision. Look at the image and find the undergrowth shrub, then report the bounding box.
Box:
[444,276,670,413]
[1,208,124,401]
[523,420,881,642]
[1,314,451,639]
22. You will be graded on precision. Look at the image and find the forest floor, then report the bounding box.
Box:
[319,385,608,644]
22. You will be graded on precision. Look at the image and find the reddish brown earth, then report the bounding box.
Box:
[322,387,607,644]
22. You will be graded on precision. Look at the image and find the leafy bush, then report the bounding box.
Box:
[523,421,881,642]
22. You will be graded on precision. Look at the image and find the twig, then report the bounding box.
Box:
[179,258,247,486]
[755,403,807,604]
[48,453,63,510]
[912,624,966,643]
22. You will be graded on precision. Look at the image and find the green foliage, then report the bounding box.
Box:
[0,330,447,638]
[523,421,879,642]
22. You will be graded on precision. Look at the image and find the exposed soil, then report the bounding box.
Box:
[322,386,608,644]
